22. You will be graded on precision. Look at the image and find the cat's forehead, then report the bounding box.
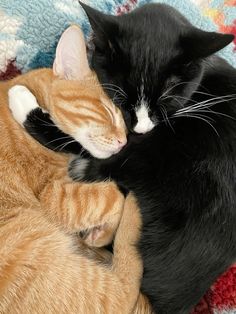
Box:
[116,5,186,71]
[118,33,181,80]
[52,78,123,125]
[54,75,104,97]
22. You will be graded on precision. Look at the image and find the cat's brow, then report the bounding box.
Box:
[56,92,100,105]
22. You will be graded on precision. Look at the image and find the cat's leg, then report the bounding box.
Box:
[40,177,125,247]
[0,197,151,313]
[8,85,39,125]
[8,85,80,154]
[108,193,152,313]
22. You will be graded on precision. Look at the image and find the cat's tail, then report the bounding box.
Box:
[112,193,153,313]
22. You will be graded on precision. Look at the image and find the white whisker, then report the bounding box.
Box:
[172,113,219,137]
[160,105,175,133]
[176,95,236,114]
[169,95,198,104]
[31,116,58,128]
[193,90,217,98]
[101,85,127,100]
[120,158,129,169]
[44,135,72,146]
[56,139,77,152]
[79,148,86,158]
[182,107,236,121]
[160,81,204,100]
[101,83,127,98]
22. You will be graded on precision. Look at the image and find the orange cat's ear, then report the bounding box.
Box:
[53,25,91,80]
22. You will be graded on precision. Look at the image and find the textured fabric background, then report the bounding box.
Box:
[0,0,235,313]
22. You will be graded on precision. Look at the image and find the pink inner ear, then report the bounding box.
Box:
[53,25,91,81]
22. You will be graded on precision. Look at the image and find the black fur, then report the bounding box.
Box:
[24,108,83,155]
[74,3,236,313]
[22,4,236,314]
[74,56,236,312]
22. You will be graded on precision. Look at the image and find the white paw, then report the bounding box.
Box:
[8,85,39,125]
[69,158,90,180]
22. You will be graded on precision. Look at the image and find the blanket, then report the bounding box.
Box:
[0,0,235,313]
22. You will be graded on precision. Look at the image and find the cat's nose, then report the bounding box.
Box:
[117,137,127,148]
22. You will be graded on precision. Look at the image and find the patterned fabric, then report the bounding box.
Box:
[0,0,235,313]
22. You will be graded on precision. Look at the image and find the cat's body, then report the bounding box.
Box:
[75,6,236,314]
[21,4,236,313]
[0,26,152,314]
[77,56,236,312]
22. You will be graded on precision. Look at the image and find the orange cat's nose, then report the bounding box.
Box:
[117,137,127,148]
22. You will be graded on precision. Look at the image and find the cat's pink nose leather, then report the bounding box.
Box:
[117,137,127,148]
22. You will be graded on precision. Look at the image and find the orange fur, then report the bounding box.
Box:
[0,26,152,313]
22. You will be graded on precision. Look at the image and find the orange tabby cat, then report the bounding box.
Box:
[0,25,152,313]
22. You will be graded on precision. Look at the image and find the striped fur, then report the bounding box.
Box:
[0,26,152,313]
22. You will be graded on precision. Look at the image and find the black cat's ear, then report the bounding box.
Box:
[79,2,118,50]
[183,29,234,59]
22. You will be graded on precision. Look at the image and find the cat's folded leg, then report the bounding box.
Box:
[40,177,125,247]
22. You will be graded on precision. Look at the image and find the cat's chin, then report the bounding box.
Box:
[81,148,114,159]
[73,133,120,160]
[84,139,123,159]
[89,149,115,159]
[84,143,122,159]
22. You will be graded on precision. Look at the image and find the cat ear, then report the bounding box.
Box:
[53,25,90,80]
[183,29,234,59]
[79,2,117,50]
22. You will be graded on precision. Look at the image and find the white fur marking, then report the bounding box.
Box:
[134,103,155,134]
[8,85,39,125]
[70,158,89,180]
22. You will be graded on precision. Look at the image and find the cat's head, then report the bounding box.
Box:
[49,26,127,159]
[80,2,234,134]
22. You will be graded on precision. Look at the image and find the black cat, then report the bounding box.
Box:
[21,3,236,314]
